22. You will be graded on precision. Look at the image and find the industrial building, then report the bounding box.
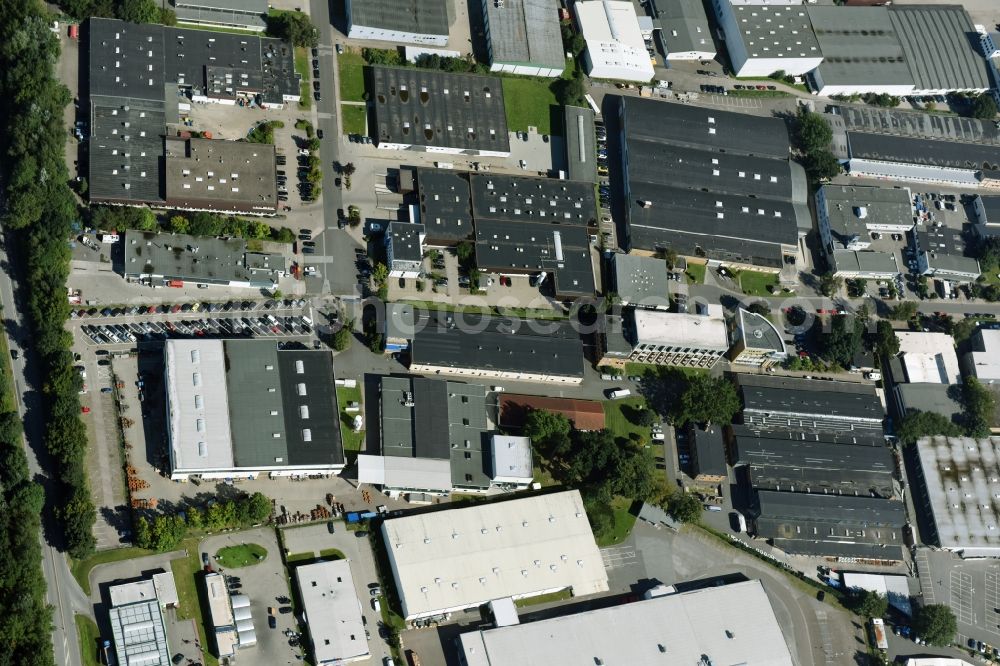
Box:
[733,426,896,498]
[296,560,368,664]
[480,0,565,77]
[605,308,731,369]
[915,227,981,282]
[575,0,656,82]
[409,312,585,383]
[612,254,670,309]
[385,222,425,278]
[456,580,794,665]
[204,572,256,657]
[841,572,912,617]
[108,576,175,666]
[915,436,1000,557]
[972,195,1000,238]
[619,97,810,271]
[817,185,914,252]
[738,375,885,435]
[713,0,823,77]
[470,174,597,299]
[381,490,609,620]
[413,168,474,245]
[346,0,449,46]
[370,67,511,156]
[171,0,268,32]
[728,307,787,369]
[498,394,606,432]
[753,490,906,561]
[963,328,1000,384]
[86,18,298,210]
[164,339,344,480]
[564,106,599,183]
[895,332,961,385]
[690,425,727,484]
[656,0,716,61]
[122,231,285,289]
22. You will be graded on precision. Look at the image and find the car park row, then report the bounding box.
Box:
[79,314,313,346]
[71,299,308,319]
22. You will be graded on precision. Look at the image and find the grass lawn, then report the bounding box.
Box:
[739,270,779,296]
[285,551,316,564]
[603,396,650,446]
[501,77,557,134]
[76,615,101,666]
[338,50,366,102]
[341,104,368,135]
[215,543,267,568]
[337,386,364,457]
[172,23,259,36]
[294,46,311,111]
[514,588,573,608]
[319,548,346,560]
[71,547,152,595]
[596,497,639,547]
[171,539,218,666]
[684,263,706,285]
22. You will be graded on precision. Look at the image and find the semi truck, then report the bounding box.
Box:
[871,618,888,651]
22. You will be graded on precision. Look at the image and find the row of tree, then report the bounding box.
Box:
[794,108,841,182]
[134,492,272,552]
[57,0,175,24]
[91,206,296,244]
[1,0,97,559]
[852,590,956,647]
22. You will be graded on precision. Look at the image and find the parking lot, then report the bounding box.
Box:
[916,548,1000,655]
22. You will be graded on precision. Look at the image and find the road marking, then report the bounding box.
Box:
[600,546,637,570]
[815,610,838,665]
[951,569,974,626]
[915,550,936,604]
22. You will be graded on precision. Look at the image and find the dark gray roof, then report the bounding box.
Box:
[656,0,713,56]
[482,0,565,71]
[692,425,726,478]
[735,431,895,497]
[89,97,165,204]
[768,538,904,561]
[757,489,904,524]
[895,383,964,422]
[88,19,167,100]
[122,230,275,287]
[613,254,670,306]
[979,195,1000,224]
[848,131,1000,171]
[173,0,268,31]
[164,137,277,213]
[918,227,981,276]
[388,222,425,263]
[410,312,584,379]
[739,375,885,422]
[564,105,598,183]
[224,341,343,468]
[412,377,451,460]
[349,0,449,37]
[835,105,1000,146]
[371,67,510,153]
[808,6,913,88]
[416,169,474,243]
[734,425,884,447]
[887,5,992,92]
[470,173,596,226]
[736,309,785,353]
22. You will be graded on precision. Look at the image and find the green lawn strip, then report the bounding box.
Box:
[733,76,809,93]
[319,548,346,560]
[341,104,367,135]
[285,551,316,564]
[76,615,101,666]
[171,539,218,666]
[338,50,366,102]
[173,23,259,36]
[294,46,311,110]
[0,330,18,412]
[501,77,556,134]
[71,547,153,595]
[337,386,364,457]
[215,543,267,568]
[738,270,779,296]
[514,588,573,608]
[603,397,649,445]
[595,497,638,547]
[684,263,706,285]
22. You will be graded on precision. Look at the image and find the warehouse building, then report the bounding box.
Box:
[915,436,1000,558]
[456,579,794,665]
[963,328,1000,383]
[728,307,787,369]
[381,490,609,620]
[612,254,670,309]
[409,312,585,383]
[846,131,1000,188]
[817,185,914,253]
[164,339,344,480]
[738,375,885,435]
[657,0,716,61]
[164,137,278,215]
[414,169,474,245]
[619,97,810,271]
[296,560,368,664]
[690,425,727,484]
[386,222,425,278]
[915,227,981,282]
[108,577,173,666]
[171,0,268,32]
[896,332,962,385]
[733,426,895,497]
[753,490,906,561]
[346,0,449,46]
[481,0,565,77]
[370,67,510,156]
[564,106,599,183]
[575,0,656,82]
[972,195,1000,238]
[713,0,823,77]
[122,231,285,289]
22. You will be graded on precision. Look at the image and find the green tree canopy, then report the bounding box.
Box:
[523,409,573,459]
[854,590,889,618]
[896,410,962,445]
[971,94,999,120]
[871,320,899,360]
[672,375,740,427]
[117,0,160,23]
[817,272,843,297]
[820,315,863,368]
[266,11,318,47]
[913,604,956,647]
[665,491,701,523]
[797,108,833,153]
[963,376,996,438]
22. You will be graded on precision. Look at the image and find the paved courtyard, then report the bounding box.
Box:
[916,548,1000,650]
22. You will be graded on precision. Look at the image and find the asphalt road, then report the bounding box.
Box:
[0,230,91,666]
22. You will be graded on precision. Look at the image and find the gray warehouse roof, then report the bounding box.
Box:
[564,105,598,183]
[848,131,1000,171]
[350,0,449,37]
[757,490,905,525]
[470,173,596,226]
[739,374,885,426]
[692,425,726,478]
[835,105,1000,147]
[173,0,268,31]
[808,6,913,89]
[482,0,565,71]
[416,169,474,243]
[388,222,425,263]
[371,67,510,153]
[831,250,900,276]
[820,184,913,240]
[164,137,277,213]
[658,0,714,56]
[729,4,821,60]
[123,231,273,286]
[887,6,992,92]
[89,97,165,204]
[613,254,670,307]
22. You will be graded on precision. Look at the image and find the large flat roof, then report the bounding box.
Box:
[848,131,1000,171]
[629,309,729,350]
[174,0,268,30]
[836,104,1000,146]
[916,436,1000,552]
[808,6,913,88]
[295,560,368,664]
[969,329,1000,381]
[164,137,277,213]
[739,374,885,423]
[109,597,171,666]
[730,3,821,60]
[122,231,272,287]
[831,250,900,275]
[89,97,166,204]
[457,580,793,666]
[576,0,656,80]
[350,0,449,37]
[820,184,913,240]
[896,331,961,384]
[887,5,991,92]
[381,490,608,619]
[166,339,235,472]
[658,0,714,56]
[564,106,598,183]
[416,169,474,243]
[483,0,565,71]
[371,67,510,153]
[613,254,670,307]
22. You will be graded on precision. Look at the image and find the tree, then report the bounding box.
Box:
[913,604,957,647]
[971,94,998,120]
[372,262,389,286]
[456,240,475,267]
[820,315,862,368]
[817,271,843,297]
[266,11,318,48]
[245,492,272,523]
[333,320,353,351]
[167,215,189,234]
[854,590,889,618]
[118,0,160,23]
[635,408,657,428]
[665,491,701,523]
[797,108,833,153]
[747,301,771,317]
[963,376,996,438]
[871,320,899,360]
[342,162,357,177]
[672,375,740,426]
[891,301,919,321]
[523,409,573,458]
[896,410,962,445]
[362,48,402,66]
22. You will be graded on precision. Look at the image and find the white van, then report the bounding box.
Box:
[607,388,631,399]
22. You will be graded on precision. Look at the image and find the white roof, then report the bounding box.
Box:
[969,329,1000,381]
[896,332,961,384]
[205,573,235,628]
[458,580,793,666]
[490,435,533,483]
[906,660,974,666]
[110,579,158,608]
[489,597,520,627]
[166,339,235,471]
[382,490,609,619]
[631,309,729,350]
[916,436,1000,553]
[152,572,178,607]
[356,454,454,492]
[575,0,656,81]
[296,560,369,664]
[841,572,912,616]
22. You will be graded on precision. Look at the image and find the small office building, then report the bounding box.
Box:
[816,185,914,253]
[612,254,670,309]
[108,577,173,666]
[618,309,730,369]
[296,560,368,664]
[575,0,656,82]
[386,222,425,278]
[915,228,981,281]
[415,168,474,245]
[728,307,787,369]
[346,0,449,46]
[690,425,727,484]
